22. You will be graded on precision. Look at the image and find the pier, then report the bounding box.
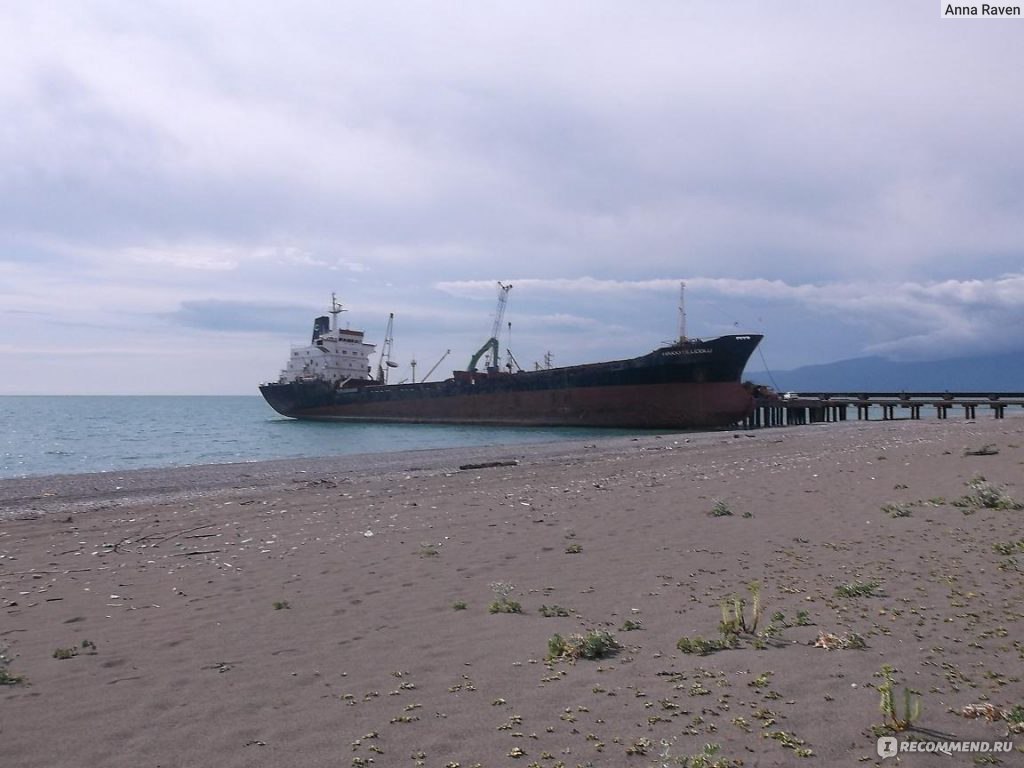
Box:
[744,392,1024,429]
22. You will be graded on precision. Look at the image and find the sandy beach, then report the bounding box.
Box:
[2,418,1023,767]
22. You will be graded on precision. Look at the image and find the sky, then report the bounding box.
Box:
[2,1,1023,394]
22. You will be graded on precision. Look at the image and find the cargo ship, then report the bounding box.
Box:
[259,291,763,429]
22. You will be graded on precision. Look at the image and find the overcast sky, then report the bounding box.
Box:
[2,1,1022,394]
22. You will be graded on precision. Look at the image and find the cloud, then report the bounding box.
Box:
[1,3,1023,393]
[438,274,1024,361]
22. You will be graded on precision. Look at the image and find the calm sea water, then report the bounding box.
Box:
[0,396,639,480]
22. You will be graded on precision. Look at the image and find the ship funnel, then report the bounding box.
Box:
[311,315,330,342]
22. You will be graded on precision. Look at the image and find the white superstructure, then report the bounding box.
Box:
[276,295,376,385]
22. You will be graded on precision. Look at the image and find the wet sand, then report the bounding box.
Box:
[2,418,1023,767]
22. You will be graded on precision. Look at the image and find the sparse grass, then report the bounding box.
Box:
[272,600,290,610]
[539,604,569,617]
[52,647,78,660]
[993,540,1024,556]
[878,664,922,732]
[749,671,772,688]
[795,610,813,626]
[547,630,619,662]
[0,647,24,686]
[708,500,733,517]
[676,636,732,656]
[659,741,738,768]
[625,736,652,756]
[835,579,882,598]
[418,542,440,558]
[882,502,913,518]
[620,619,643,631]
[953,475,1024,511]
[488,581,523,614]
[765,730,814,757]
[451,600,468,611]
[564,543,583,554]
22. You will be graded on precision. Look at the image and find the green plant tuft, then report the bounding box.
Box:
[835,579,882,598]
[709,500,733,517]
[539,604,569,617]
[547,630,619,662]
[488,581,523,614]
[878,664,922,732]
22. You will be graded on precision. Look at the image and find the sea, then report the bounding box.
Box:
[0,396,639,480]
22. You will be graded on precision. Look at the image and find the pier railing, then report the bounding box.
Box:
[745,392,1024,429]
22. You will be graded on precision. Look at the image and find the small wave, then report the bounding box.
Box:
[44,450,75,456]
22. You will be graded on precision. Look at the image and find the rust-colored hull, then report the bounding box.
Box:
[260,334,763,429]
[265,381,755,429]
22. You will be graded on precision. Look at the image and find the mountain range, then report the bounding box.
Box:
[749,351,1024,393]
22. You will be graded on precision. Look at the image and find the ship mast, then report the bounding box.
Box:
[678,281,687,343]
[329,292,346,332]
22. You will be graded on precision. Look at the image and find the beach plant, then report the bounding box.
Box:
[52,646,78,660]
[0,647,24,686]
[272,600,290,610]
[488,581,523,614]
[625,738,651,757]
[835,579,882,598]
[564,543,583,554]
[547,630,619,662]
[765,730,813,757]
[708,500,733,517]
[795,610,813,626]
[878,664,922,732]
[418,542,440,558]
[719,581,762,638]
[656,740,738,768]
[452,600,467,611]
[676,636,731,656]
[882,502,912,518]
[539,604,569,617]
[620,618,643,631]
[993,539,1024,556]
[954,475,1023,511]
[80,639,97,654]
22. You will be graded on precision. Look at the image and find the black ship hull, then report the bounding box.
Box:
[259,334,763,429]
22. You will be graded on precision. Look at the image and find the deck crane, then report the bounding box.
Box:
[376,313,398,383]
[467,282,512,373]
[423,349,451,382]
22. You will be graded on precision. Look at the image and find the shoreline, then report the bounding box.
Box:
[0,426,750,520]
[3,417,1023,766]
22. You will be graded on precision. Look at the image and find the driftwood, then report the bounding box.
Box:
[458,460,519,471]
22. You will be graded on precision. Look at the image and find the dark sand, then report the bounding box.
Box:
[2,419,1023,767]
